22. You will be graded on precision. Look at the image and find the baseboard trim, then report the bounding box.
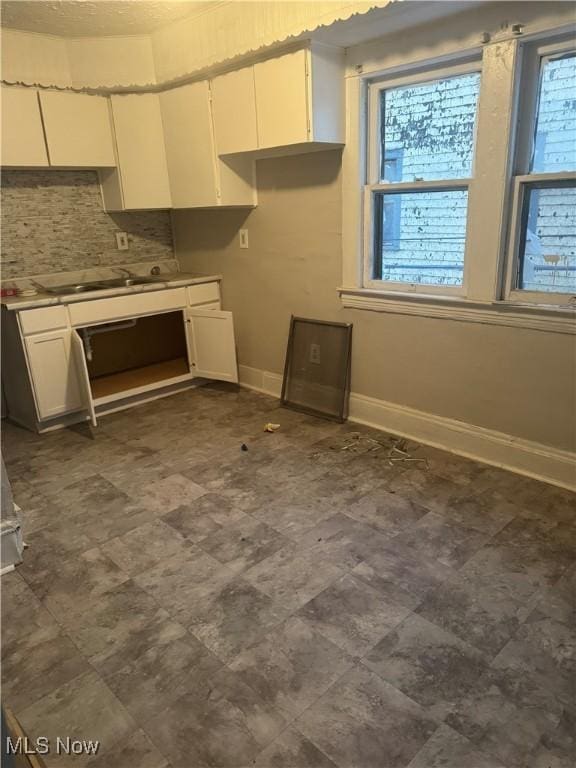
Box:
[238,364,576,491]
[239,365,283,397]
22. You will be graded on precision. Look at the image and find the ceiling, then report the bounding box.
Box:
[0,0,228,37]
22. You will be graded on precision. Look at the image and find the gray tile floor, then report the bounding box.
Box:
[1,383,574,768]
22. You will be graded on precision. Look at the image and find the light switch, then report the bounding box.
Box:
[239,229,249,249]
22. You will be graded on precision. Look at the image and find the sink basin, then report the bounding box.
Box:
[44,276,166,295]
[97,276,166,288]
[44,283,108,295]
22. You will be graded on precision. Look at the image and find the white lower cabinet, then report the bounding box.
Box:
[4,283,237,432]
[71,330,98,426]
[24,330,83,419]
[185,308,238,383]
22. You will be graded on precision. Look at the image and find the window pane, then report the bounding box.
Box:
[519,182,576,293]
[381,73,480,182]
[532,53,576,173]
[374,189,468,286]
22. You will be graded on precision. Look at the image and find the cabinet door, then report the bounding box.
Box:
[1,86,49,167]
[160,82,219,208]
[39,91,115,167]
[71,330,97,427]
[24,330,83,419]
[211,67,258,154]
[104,94,171,210]
[254,50,309,149]
[185,309,238,383]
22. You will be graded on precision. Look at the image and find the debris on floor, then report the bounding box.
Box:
[264,423,281,433]
[313,432,429,468]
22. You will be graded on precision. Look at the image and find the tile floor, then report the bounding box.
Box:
[1,383,574,768]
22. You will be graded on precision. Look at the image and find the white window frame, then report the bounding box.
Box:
[341,26,576,334]
[364,60,481,297]
[504,38,576,307]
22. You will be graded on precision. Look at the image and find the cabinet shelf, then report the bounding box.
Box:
[91,357,191,403]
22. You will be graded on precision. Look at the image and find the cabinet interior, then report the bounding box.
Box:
[79,311,190,400]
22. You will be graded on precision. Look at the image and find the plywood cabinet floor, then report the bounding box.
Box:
[90,357,190,400]
[1,383,574,768]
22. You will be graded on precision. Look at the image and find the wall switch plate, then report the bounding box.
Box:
[115,232,129,251]
[239,229,249,249]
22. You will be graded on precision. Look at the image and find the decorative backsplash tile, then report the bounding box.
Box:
[1,170,174,280]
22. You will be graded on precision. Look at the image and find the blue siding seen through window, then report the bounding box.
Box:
[375,73,479,285]
[381,72,480,182]
[532,53,576,173]
[382,149,403,251]
[519,53,576,294]
[520,182,576,293]
[375,190,468,285]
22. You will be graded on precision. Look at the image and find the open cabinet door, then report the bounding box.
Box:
[71,330,97,427]
[186,309,239,383]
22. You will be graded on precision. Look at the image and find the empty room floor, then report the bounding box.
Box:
[1,384,574,768]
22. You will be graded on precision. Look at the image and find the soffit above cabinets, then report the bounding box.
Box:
[0,1,485,90]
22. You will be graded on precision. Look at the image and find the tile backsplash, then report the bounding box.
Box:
[1,170,174,280]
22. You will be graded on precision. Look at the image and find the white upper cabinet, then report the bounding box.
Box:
[255,49,310,149]
[211,44,344,157]
[1,86,49,167]
[160,82,218,208]
[100,93,171,211]
[160,81,255,209]
[211,66,258,155]
[39,91,115,167]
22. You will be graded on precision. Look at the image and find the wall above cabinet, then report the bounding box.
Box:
[211,44,344,158]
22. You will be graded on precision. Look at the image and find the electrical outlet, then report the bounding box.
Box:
[239,229,249,249]
[310,343,321,364]
[115,232,129,251]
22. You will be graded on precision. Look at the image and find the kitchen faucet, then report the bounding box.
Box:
[114,267,135,278]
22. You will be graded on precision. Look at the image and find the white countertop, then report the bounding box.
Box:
[1,273,222,311]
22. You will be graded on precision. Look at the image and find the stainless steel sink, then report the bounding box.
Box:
[44,283,108,295]
[44,275,166,295]
[96,276,166,288]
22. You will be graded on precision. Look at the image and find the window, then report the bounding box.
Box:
[366,67,481,293]
[507,46,576,303]
[343,30,576,329]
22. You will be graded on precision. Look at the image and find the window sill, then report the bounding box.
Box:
[338,288,576,334]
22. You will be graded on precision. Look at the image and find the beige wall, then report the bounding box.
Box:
[173,150,575,453]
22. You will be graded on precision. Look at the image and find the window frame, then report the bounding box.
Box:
[363,60,482,296]
[504,39,576,306]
